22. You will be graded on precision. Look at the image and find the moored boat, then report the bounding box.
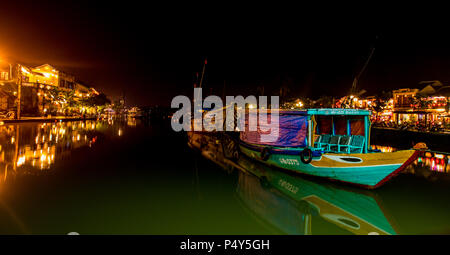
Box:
[239,108,422,189]
[187,130,398,234]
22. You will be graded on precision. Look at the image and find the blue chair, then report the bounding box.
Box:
[341,135,365,153]
[337,135,352,153]
[313,135,321,148]
[327,135,341,152]
[315,134,331,150]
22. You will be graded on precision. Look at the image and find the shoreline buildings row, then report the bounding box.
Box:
[0,60,101,118]
[284,80,450,130]
[391,81,449,126]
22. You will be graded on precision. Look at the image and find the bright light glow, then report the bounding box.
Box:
[21,67,30,74]
[17,156,26,167]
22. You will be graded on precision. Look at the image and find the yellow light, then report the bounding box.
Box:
[17,156,26,167]
[21,67,30,74]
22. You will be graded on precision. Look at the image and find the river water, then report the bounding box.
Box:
[0,119,449,234]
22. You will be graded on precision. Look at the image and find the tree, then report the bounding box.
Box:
[313,96,334,108]
[80,93,111,116]
[61,90,78,116]
[43,87,64,115]
[80,93,110,107]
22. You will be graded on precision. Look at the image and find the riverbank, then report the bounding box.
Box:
[0,116,97,124]
[371,126,450,152]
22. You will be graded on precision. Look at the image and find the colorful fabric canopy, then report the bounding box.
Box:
[240,112,308,147]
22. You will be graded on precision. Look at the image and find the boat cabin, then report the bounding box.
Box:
[307,108,372,154]
[240,108,373,154]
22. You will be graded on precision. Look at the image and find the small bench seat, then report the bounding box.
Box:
[313,134,364,154]
[340,135,365,153]
[326,135,340,152]
[328,135,351,152]
[314,134,331,150]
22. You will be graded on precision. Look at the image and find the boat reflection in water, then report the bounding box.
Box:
[188,132,397,235]
[236,158,398,235]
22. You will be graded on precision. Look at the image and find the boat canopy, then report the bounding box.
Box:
[240,111,308,147]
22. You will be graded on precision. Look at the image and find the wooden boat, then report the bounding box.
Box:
[239,108,421,189]
[187,131,397,234]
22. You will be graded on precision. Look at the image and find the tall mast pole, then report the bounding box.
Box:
[199,58,207,88]
[352,46,375,95]
[16,64,22,120]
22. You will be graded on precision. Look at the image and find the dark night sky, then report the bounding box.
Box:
[1,2,449,106]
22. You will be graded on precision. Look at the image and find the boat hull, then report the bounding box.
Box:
[239,144,419,189]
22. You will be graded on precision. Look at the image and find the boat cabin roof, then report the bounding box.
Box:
[279,108,371,116]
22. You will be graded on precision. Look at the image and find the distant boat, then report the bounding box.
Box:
[128,107,143,118]
[238,108,421,189]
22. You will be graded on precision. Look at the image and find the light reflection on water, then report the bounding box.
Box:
[0,120,127,185]
[371,145,450,173]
